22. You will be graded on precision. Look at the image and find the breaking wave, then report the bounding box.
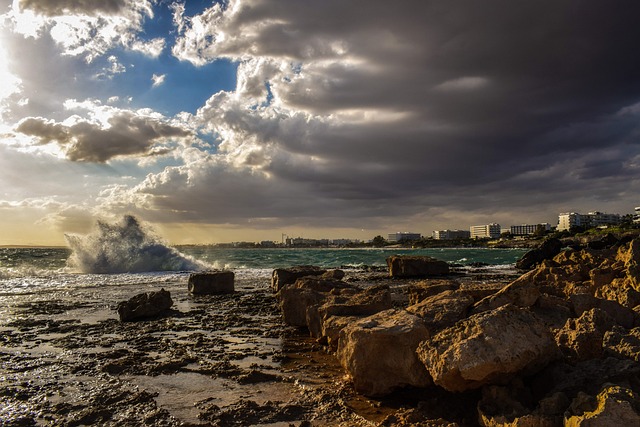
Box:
[65,215,208,274]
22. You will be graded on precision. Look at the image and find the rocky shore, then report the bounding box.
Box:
[275,234,640,425]
[2,233,640,426]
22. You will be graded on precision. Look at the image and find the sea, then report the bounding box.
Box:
[0,215,528,297]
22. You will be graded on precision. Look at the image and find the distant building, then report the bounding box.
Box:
[557,212,621,231]
[470,223,501,239]
[388,232,422,242]
[432,229,471,240]
[510,223,551,236]
[635,207,640,224]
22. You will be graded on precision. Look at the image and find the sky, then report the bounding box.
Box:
[0,0,640,245]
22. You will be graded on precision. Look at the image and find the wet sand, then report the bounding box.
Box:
[0,269,516,426]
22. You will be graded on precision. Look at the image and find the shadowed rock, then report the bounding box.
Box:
[117,288,173,322]
[386,255,449,278]
[188,271,235,295]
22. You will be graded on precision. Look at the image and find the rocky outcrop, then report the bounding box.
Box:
[417,304,557,392]
[117,288,173,322]
[407,280,460,305]
[387,255,450,278]
[564,385,640,426]
[603,326,640,361]
[406,290,474,333]
[555,308,615,361]
[188,271,235,294]
[470,278,540,315]
[515,237,563,270]
[337,309,431,396]
[271,265,326,293]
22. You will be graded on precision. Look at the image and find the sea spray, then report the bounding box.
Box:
[65,215,207,273]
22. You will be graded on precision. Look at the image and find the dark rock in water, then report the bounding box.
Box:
[515,238,563,270]
[117,288,173,322]
[386,255,449,278]
[271,265,326,292]
[188,271,235,294]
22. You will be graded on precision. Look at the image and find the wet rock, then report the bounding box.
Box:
[515,237,563,270]
[271,265,326,292]
[117,288,173,321]
[564,385,640,426]
[337,309,431,396]
[387,255,450,278]
[406,290,474,333]
[417,304,557,392]
[188,270,235,294]
[555,308,615,361]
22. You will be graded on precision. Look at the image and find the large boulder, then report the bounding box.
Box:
[564,385,640,426]
[117,288,173,321]
[387,255,450,278]
[337,309,431,396]
[188,271,234,294]
[271,265,326,292]
[470,278,541,315]
[307,284,392,338]
[515,237,563,270]
[417,304,557,392]
[406,290,474,333]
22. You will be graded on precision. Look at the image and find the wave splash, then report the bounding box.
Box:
[65,215,207,274]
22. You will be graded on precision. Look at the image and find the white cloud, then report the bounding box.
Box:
[151,73,166,88]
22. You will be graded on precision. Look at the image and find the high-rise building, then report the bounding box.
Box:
[510,223,551,236]
[557,212,621,231]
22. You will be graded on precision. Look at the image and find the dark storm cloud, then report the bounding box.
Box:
[16,112,191,162]
[18,0,128,16]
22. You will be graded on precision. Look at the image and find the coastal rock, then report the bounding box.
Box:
[477,383,567,427]
[406,290,474,333]
[569,294,638,329]
[117,288,173,322]
[337,309,431,396]
[386,255,450,278]
[603,326,640,362]
[417,304,557,392]
[470,278,540,315]
[277,276,354,327]
[408,280,460,305]
[515,237,563,270]
[564,385,640,426]
[307,284,392,338]
[555,308,615,361]
[188,271,235,294]
[321,315,360,351]
[271,265,326,293]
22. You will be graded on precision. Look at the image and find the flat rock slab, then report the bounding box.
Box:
[188,271,235,294]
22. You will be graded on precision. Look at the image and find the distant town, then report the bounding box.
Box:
[207,207,640,249]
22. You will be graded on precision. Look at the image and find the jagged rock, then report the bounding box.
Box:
[555,308,615,361]
[477,382,567,427]
[188,271,234,294]
[407,290,474,333]
[117,288,173,322]
[321,269,345,281]
[569,294,638,329]
[564,385,640,426]
[586,233,620,250]
[387,255,450,278]
[337,309,431,396]
[515,238,563,270]
[408,280,460,305]
[417,304,557,392]
[603,326,640,362]
[470,278,540,315]
[306,284,392,338]
[277,277,352,327]
[270,265,326,293]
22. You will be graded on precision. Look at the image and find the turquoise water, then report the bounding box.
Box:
[0,246,526,272]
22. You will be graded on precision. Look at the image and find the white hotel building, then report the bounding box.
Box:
[557,211,622,231]
[470,223,501,239]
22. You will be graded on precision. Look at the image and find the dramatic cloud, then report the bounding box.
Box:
[2,0,640,243]
[15,105,192,162]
